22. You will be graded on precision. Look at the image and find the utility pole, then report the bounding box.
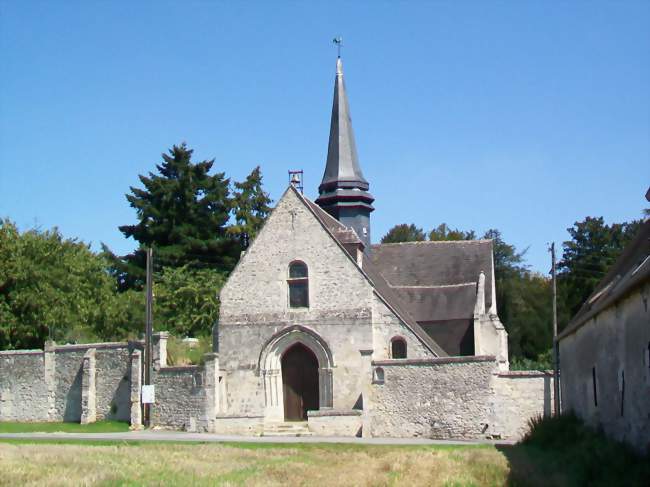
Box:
[144,246,153,427]
[550,242,560,416]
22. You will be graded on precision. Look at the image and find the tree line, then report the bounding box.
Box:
[380,218,644,368]
[0,142,644,368]
[0,144,271,349]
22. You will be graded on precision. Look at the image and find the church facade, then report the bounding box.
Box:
[210,57,545,438]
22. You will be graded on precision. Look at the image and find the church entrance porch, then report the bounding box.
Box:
[258,325,334,422]
[282,343,319,421]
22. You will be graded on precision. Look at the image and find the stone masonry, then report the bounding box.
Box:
[0,341,139,424]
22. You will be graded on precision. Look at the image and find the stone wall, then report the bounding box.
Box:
[490,371,553,439]
[0,350,49,421]
[559,282,650,453]
[371,295,434,360]
[152,366,207,431]
[52,343,132,422]
[219,189,374,323]
[307,409,362,437]
[0,341,137,423]
[369,357,552,440]
[369,357,496,439]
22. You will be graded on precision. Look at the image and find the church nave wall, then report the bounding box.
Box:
[371,295,434,361]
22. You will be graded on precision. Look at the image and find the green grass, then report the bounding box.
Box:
[0,441,509,486]
[507,413,650,487]
[1,415,647,486]
[0,420,130,434]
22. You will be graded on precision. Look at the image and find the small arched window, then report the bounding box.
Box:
[373,367,385,384]
[288,261,309,308]
[391,337,407,359]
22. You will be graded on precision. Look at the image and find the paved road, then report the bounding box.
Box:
[0,430,515,446]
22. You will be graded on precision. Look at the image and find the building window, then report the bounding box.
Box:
[592,366,598,407]
[391,337,407,359]
[373,367,385,384]
[288,261,309,308]
[620,370,625,417]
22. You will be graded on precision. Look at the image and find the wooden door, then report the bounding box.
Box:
[282,343,319,421]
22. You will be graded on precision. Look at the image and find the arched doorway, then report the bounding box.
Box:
[258,325,334,421]
[281,343,319,421]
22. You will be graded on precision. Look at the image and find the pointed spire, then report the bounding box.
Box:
[319,57,369,191]
[316,56,374,248]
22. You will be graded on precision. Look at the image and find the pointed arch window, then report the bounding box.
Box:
[288,261,309,308]
[391,337,407,359]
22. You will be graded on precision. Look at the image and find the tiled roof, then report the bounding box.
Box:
[559,219,650,339]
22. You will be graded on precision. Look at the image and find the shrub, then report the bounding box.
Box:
[166,335,212,366]
[521,412,650,486]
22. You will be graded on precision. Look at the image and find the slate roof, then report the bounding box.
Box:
[301,192,448,356]
[302,189,496,356]
[318,58,369,192]
[559,218,650,340]
[392,284,478,322]
[370,240,494,318]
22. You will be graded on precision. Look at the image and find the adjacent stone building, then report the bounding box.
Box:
[558,216,650,453]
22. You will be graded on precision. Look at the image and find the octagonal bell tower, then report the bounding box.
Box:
[315,56,374,248]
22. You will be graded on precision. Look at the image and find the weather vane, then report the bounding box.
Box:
[333,37,343,58]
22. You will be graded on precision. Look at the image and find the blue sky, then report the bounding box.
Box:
[1,1,648,273]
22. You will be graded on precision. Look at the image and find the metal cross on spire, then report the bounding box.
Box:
[333,37,343,58]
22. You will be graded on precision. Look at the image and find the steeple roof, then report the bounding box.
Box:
[319,57,369,192]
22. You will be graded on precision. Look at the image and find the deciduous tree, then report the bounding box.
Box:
[380,224,426,243]
[428,223,476,241]
[557,216,642,329]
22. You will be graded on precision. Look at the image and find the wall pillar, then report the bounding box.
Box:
[153,332,169,370]
[203,352,219,432]
[359,349,373,438]
[44,341,57,421]
[130,349,143,430]
[80,348,97,424]
[319,368,334,408]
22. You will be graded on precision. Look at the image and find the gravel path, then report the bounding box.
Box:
[0,430,515,445]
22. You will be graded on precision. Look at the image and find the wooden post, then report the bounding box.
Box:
[551,242,560,416]
[144,247,153,426]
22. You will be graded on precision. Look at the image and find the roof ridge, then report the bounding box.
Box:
[390,283,477,289]
[293,187,447,357]
[372,239,491,246]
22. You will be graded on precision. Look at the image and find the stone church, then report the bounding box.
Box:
[212,56,517,434]
[0,57,550,439]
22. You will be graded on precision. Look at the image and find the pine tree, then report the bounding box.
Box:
[227,166,272,248]
[111,143,240,288]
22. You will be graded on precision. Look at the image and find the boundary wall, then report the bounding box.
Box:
[369,356,552,440]
[2,337,549,440]
[0,341,139,423]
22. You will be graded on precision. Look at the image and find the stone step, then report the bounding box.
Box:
[262,422,312,437]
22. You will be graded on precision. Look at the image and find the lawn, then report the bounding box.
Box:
[0,441,519,486]
[0,420,130,434]
[1,413,647,486]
